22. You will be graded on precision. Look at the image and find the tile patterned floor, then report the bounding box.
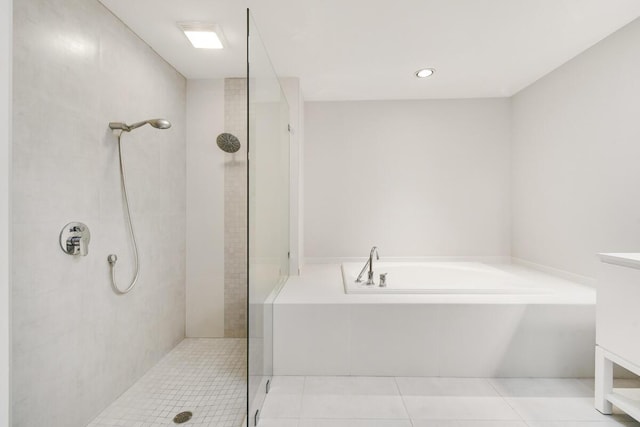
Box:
[89,338,246,427]
[258,376,640,427]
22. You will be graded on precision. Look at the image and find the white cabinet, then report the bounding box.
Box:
[595,253,640,419]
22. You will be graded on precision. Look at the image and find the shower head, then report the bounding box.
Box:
[109,118,171,132]
[145,118,171,130]
[216,133,241,153]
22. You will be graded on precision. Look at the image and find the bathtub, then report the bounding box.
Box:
[273,261,597,378]
[342,261,549,294]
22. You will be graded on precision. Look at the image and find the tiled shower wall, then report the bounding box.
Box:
[12,0,186,426]
[224,78,247,338]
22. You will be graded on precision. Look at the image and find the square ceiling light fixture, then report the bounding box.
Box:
[179,22,225,49]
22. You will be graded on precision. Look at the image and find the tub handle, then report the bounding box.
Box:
[379,273,387,287]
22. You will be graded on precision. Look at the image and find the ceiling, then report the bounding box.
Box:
[99,0,640,101]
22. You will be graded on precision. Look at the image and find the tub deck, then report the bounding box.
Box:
[278,262,595,304]
[273,262,596,378]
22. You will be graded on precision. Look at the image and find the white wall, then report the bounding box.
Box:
[0,0,11,423]
[12,1,186,425]
[186,79,225,337]
[304,99,511,260]
[512,17,640,279]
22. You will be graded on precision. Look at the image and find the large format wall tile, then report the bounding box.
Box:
[11,0,186,425]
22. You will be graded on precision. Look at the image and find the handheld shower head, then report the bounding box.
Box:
[146,119,171,129]
[109,118,171,132]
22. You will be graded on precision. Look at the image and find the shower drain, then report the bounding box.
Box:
[173,411,193,424]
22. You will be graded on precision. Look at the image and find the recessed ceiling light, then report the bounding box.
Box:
[415,68,435,78]
[178,22,225,49]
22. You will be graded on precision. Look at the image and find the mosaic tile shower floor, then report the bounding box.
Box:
[89,338,246,427]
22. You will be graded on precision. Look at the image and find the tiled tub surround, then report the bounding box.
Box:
[12,0,186,425]
[258,376,640,426]
[274,263,596,378]
[89,338,246,427]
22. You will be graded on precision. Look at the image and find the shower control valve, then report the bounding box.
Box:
[60,222,90,256]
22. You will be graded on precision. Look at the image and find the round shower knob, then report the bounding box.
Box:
[59,222,90,256]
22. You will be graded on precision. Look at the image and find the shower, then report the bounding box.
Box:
[108,118,172,294]
[216,132,241,153]
[109,118,171,132]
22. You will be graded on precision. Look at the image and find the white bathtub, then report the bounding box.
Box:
[342,261,549,294]
[274,262,597,377]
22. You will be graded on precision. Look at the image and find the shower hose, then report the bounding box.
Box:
[108,134,140,294]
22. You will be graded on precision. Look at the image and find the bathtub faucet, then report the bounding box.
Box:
[356,246,379,285]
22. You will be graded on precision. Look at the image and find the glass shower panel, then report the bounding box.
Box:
[247,9,290,425]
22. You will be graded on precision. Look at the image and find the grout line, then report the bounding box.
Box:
[486,377,504,397]
[498,396,526,422]
[394,376,413,421]
[391,376,402,397]
[295,376,307,420]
